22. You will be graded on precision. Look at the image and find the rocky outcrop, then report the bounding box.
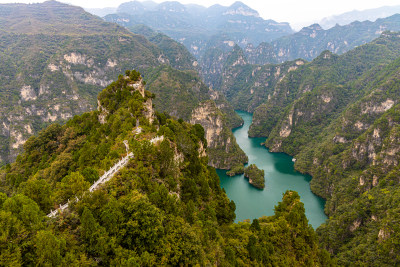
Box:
[0,24,166,165]
[190,101,247,169]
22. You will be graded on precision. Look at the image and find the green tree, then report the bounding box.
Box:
[55,172,90,203]
[19,179,53,211]
[35,230,65,266]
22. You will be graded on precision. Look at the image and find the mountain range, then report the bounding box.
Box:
[1,0,400,265]
[0,1,246,169]
[319,5,400,29]
[102,1,293,57]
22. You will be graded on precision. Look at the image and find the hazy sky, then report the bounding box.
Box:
[1,0,400,29]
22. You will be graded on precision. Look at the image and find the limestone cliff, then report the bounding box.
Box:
[190,101,247,169]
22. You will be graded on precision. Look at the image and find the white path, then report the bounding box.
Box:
[47,151,134,218]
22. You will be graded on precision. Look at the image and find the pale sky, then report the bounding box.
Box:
[1,0,400,29]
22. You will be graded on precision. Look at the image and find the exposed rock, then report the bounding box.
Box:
[106,59,117,67]
[372,175,378,187]
[350,219,362,232]
[20,85,37,101]
[64,52,92,66]
[97,99,109,125]
[11,131,26,149]
[24,125,33,134]
[362,99,395,114]
[378,228,390,242]
[198,141,207,157]
[190,100,247,169]
[333,135,347,143]
[143,98,155,124]
[279,109,294,137]
[321,95,331,103]
[46,112,57,122]
[128,79,145,97]
[48,63,59,72]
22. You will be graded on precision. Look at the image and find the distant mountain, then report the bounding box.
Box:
[84,7,117,17]
[102,1,293,57]
[320,5,400,29]
[243,14,400,65]
[197,14,400,91]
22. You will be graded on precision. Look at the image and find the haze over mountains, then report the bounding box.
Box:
[102,1,293,57]
[319,5,400,29]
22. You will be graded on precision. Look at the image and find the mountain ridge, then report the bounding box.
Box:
[103,0,293,57]
[0,1,246,170]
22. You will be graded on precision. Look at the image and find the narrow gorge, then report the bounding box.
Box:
[218,111,327,228]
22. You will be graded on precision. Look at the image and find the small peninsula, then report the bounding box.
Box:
[226,164,245,176]
[244,164,265,189]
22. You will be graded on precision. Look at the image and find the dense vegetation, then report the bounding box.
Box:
[244,164,265,189]
[198,14,400,98]
[0,1,165,165]
[226,163,244,176]
[0,71,333,265]
[0,1,244,170]
[246,32,400,265]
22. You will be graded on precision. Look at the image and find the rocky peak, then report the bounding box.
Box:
[300,23,323,32]
[225,44,248,67]
[117,1,147,14]
[299,23,323,38]
[97,70,155,124]
[224,1,259,17]
[157,1,186,13]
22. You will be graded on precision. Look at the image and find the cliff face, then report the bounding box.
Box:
[244,14,400,65]
[0,33,167,165]
[199,43,306,113]
[190,101,247,169]
[241,33,400,265]
[0,2,239,167]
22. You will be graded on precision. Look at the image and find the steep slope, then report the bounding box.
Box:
[246,32,400,265]
[126,25,247,168]
[129,24,199,71]
[103,1,293,58]
[190,101,248,169]
[0,1,165,165]
[245,14,400,64]
[249,32,400,138]
[0,1,246,170]
[0,71,333,266]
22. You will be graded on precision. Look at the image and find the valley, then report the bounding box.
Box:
[218,111,327,228]
[1,0,400,265]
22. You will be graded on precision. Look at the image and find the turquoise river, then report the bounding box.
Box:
[218,111,327,229]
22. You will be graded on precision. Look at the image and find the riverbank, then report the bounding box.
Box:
[218,111,327,229]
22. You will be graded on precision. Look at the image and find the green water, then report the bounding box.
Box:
[218,111,327,229]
